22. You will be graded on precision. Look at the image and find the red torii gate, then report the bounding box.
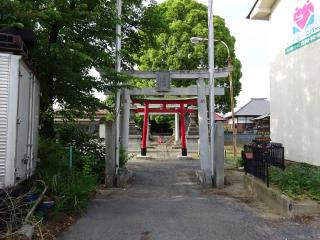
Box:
[132,98,198,157]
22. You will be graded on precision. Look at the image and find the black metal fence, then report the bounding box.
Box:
[242,142,285,187]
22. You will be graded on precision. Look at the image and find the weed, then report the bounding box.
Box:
[119,145,134,168]
[269,163,320,202]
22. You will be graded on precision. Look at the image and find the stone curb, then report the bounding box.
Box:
[196,170,212,188]
[243,174,320,217]
[177,156,196,160]
[116,169,134,188]
[135,154,197,161]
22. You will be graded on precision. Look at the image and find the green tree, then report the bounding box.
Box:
[0,0,143,138]
[131,0,242,113]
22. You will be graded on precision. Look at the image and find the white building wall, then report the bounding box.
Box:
[227,116,254,124]
[270,0,320,166]
[99,123,106,139]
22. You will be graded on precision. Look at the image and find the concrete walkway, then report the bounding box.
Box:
[59,158,320,240]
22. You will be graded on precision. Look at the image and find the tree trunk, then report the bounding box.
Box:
[40,78,55,138]
[39,23,60,138]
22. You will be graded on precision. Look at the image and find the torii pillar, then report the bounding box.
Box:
[174,113,180,145]
[141,103,149,156]
[180,104,187,156]
[120,89,130,152]
[197,78,211,176]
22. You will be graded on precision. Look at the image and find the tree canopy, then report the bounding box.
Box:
[0,0,144,137]
[131,0,242,113]
[0,0,242,139]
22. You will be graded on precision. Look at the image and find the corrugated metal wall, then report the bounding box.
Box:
[0,55,9,188]
[15,62,31,180]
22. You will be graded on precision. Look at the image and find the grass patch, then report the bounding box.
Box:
[37,172,98,216]
[31,126,106,219]
[269,163,320,202]
[224,144,243,167]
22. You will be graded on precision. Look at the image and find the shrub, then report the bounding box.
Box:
[56,124,105,179]
[38,137,69,174]
[36,139,99,217]
[237,156,244,167]
[269,163,320,202]
[35,125,105,217]
[36,171,98,216]
[82,154,99,176]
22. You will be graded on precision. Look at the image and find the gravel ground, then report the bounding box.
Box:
[59,158,320,240]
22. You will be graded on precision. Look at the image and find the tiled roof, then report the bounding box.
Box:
[234,98,270,116]
[215,113,225,121]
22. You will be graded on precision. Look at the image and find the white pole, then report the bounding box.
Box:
[120,89,130,152]
[175,113,180,145]
[115,0,122,173]
[208,0,215,183]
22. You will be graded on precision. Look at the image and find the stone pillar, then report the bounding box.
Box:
[105,121,116,187]
[174,113,180,145]
[197,78,211,175]
[214,121,225,188]
[120,89,130,152]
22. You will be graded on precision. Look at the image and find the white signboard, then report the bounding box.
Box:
[286,0,320,54]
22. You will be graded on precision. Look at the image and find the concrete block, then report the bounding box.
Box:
[293,200,320,216]
[243,174,320,217]
[18,224,34,240]
[196,170,213,187]
[116,169,133,188]
[135,155,153,160]
[177,156,195,160]
[244,174,293,217]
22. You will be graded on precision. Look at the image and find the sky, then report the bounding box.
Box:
[94,0,272,109]
[196,0,271,108]
[152,0,271,108]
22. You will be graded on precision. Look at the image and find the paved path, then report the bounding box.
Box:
[59,159,320,240]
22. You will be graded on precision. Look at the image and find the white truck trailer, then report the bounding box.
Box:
[0,52,40,189]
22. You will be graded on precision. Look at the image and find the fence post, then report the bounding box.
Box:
[214,121,224,188]
[105,120,116,187]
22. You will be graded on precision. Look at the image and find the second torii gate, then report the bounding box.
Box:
[132,98,198,156]
[119,68,229,181]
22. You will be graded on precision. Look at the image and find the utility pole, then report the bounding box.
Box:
[208,0,215,183]
[228,56,237,166]
[115,0,122,174]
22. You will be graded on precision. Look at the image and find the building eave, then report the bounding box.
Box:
[247,0,278,20]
